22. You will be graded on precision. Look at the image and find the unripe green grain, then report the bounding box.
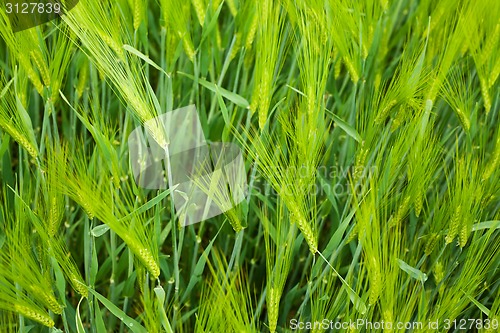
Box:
[459,221,470,248]
[245,12,258,50]
[1,122,38,159]
[343,56,359,83]
[483,136,499,181]
[455,108,470,132]
[192,0,206,27]
[480,78,491,113]
[29,50,50,87]
[123,234,160,278]
[425,233,439,256]
[290,210,317,254]
[390,195,411,227]
[376,99,397,124]
[445,205,461,244]
[69,273,89,298]
[133,0,144,31]
[18,56,44,94]
[13,304,54,328]
[30,285,63,315]
[226,0,237,17]
[369,256,381,305]
[414,186,424,217]
[267,287,279,333]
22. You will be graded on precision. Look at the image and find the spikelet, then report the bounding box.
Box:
[226,0,237,17]
[445,205,461,244]
[433,261,445,295]
[13,304,54,328]
[489,56,500,88]
[289,206,317,254]
[133,0,144,30]
[258,67,272,129]
[425,233,439,256]
[229,32,242,61]
[267,287,279,333]
[361,44,369,60]
[479,78,491,113]
[245,11,258,50]
[30,285,63,315]
[67,272,88,298]
[97,30,124,59]
[48,195,63,237]
[29,50,50,87]
[353,144,368,184]
[0,122,38,159]
[454,108,470,132]
[458,221,470,248]
[346,225,358,243]
[123,234,160,279]
[375,99,397,124]
[414,185,424,217]
[383,310,394,333]
[343,56,359,83]
[305,84,316,120]
[482,136,499,181]
[433,262,444,283]
[389,194,411,227]
[211,0,222,11]
[226,208,244,233]
[334,51,342,78]
[368,256,381,305]
[181,35,196,62]
[390,107,403,132]
[481,23,499,66]
[455,108,470,132]
[192,0,206,27]
[249,82,260,115]
[76,60,89,98]
[76,191,95,219]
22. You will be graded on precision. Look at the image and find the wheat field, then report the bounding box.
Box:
[0,0,499,332]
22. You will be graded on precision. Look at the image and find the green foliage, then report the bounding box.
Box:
[0,0,499,332]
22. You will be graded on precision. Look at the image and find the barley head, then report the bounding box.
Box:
[424,233,439,256]
[192,0,206,27]
[368,257,381,305]
[267,287,279,333]
[445,205,461,244]
[13,304,54,328]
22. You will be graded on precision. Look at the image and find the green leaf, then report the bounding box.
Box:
[94,304,107,333]
[472,220,500,231]
[154,285,173,333]
[119,186,177,222]
[181,228,222,302]
[88,288,147,333]
[461,289,490,316]
[124,44,170,77]
[397,259,428,283]
[325,108,362,143]
[76,298,86,333]
[200,1,224,45]
[91,224,110,237]
[178,72,249,108]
